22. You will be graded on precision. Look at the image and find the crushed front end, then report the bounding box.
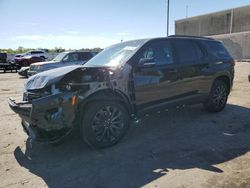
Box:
[9,86,77,143]
[9,64,133,144]
[8,66,82,143]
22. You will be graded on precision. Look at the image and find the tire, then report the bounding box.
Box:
[24,69,28,78]
[204,79,229,113]
[22,60,29,67]
[80,101,129,148]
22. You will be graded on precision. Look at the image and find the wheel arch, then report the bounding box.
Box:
[77,89,134,115]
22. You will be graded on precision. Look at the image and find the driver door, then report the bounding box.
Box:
[133,40,182,110]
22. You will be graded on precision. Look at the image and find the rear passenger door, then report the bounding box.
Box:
[172,39,210,96]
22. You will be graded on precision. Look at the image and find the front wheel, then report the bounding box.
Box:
[80,101,130,148]
[203,80,229,113]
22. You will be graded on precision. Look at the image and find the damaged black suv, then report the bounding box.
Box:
[9,36,235,148]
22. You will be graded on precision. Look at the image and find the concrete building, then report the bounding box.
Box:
[175,5,250,60]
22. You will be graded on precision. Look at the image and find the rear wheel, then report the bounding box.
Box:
[204,80,229,112]
[22,60,29,67]
[80,101,129,148]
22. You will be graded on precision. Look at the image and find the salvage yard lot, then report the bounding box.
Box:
[0,62,250,188]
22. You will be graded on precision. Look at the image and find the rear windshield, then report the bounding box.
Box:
[205,41,232,59]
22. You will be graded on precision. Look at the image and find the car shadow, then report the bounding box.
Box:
[14,104,250,188]
[18,77,28,79]
[0,71,18,74]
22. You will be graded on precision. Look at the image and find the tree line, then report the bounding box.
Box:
[0,46,103,54]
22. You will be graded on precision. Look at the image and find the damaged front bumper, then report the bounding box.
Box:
[8,92,77,143]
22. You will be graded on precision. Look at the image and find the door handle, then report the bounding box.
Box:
[168,69,178,73]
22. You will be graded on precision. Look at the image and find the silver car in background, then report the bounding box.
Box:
[28,51,98,77]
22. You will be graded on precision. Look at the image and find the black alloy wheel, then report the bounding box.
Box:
[81,101,129,148]
[204,80,229,112]
[92,105,125,143]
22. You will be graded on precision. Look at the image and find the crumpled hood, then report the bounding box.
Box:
[24,65,83,90]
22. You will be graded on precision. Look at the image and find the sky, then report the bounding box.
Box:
[0,0,250,49]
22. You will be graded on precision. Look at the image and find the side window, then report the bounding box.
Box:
[80,52,93,61]
[205,41,231,59]
[63,53,78,62]
[31,51,43,54]
[173,40,201,64]
[139,41,174,66]
[143,47,154,59]
[193,42,204,60]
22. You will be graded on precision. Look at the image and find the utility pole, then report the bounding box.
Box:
[230,8,234,34]
[167,0,170,36]
[186,5,189,18]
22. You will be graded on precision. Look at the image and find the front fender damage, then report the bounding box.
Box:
[31,92,76,131]
[11,92,78,144]
[68,64,133,105]
[10,64,134,144]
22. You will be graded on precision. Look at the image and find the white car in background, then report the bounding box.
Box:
[14,50,48,60]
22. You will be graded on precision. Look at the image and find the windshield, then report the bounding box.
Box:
[53,52,67,62]
[85,39,147,67]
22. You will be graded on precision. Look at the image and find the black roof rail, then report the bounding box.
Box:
[168,35,215,40]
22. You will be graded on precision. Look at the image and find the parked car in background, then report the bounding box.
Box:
[0,52,19,72]
[0,52,7,63]
[13,56,45,67]
[28,51,97,77]
[18,67,30,78]
[14,50,48,59]
[9,36,235,148]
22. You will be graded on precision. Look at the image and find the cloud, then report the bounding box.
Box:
[18,22,37,26]
[5,31,145,49]
[11,34,120,48]
[13,35,44,40]
[67,31,81,35]
[117,31,132,36]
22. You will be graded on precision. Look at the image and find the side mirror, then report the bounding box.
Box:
[138,58,156,68]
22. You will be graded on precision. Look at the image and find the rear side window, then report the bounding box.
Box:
[205,41,231,59]
[173,40,203,64]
